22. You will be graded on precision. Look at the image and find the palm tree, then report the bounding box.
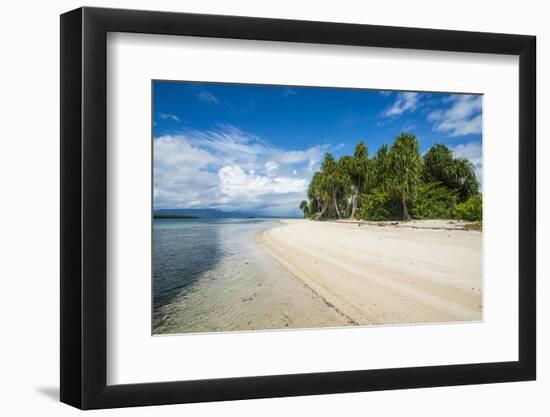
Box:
[299,200,309,218]
[349,141,369,218]
[303,136,475,223]
[369,144,390,192]
[337,155,354,217]
[388,133,422,220]
[307,172,329,219]
[321,153,348,219]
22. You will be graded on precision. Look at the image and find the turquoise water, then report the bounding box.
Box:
[153,218,279,308]
[152,217,348,334]
[153,218,279,331]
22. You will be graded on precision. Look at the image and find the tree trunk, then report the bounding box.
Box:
[314,203,328,220]
[351,179,361,219]
[401,193,411,221]
[351,193,357,219]
[333,192,342,219]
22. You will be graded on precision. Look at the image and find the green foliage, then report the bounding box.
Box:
[423,143,479,202]
[452,158,479,202]
[388,133,422,220]
[357,189,391,221]
[304,153,352,219]
[411,182,457,219]
[350,141,370,216]
[368,144,390,192]
[307,171,327,217]
[454,194,483,221]
[299,200,309,218]
[336,141,371,218]
[337,155,354,202]
[351,141,369,193]
[304,135,481,223]
[422,143,455,184]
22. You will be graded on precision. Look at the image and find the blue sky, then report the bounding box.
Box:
[153,81,482,216]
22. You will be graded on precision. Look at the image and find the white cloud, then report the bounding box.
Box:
[154,126,324,215]
[450,141,483,189]
[219,165,306,198]
[195,89,219,104]
[383,92,420,117]
[265,161,279,176]
[153,135,220,209]
[158,113,180,122]
[428,95,482,136]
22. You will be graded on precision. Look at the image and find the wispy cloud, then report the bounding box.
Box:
[223,99,235,111]
[401,121,417,132]
[383,92,420,117]
[282,87,296,98]
[154,125,329,215]
[194,89,219,104]
[428,95,482,137]
[158,113,181,122]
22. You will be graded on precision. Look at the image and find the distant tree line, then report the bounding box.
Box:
[299,133,482,223]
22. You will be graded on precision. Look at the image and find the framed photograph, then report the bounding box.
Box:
[60,7,536,409]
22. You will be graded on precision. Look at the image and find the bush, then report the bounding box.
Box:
[357,189,391,221]
[411,182,457,219]
[454,194,483,221]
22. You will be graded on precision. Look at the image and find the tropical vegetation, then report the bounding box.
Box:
[299,134,482,223]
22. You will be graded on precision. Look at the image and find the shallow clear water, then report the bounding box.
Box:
[153,218,276,310]
[152,218,348,334]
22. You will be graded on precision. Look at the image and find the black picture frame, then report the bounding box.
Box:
[60,6,536,410]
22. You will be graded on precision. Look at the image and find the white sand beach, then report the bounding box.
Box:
[257,219,482,326]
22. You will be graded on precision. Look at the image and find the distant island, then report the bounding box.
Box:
[154,208,250,218]
[153,213,199,219]
[153,208,294,219]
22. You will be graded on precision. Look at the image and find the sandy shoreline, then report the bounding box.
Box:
[257,219,482,326]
